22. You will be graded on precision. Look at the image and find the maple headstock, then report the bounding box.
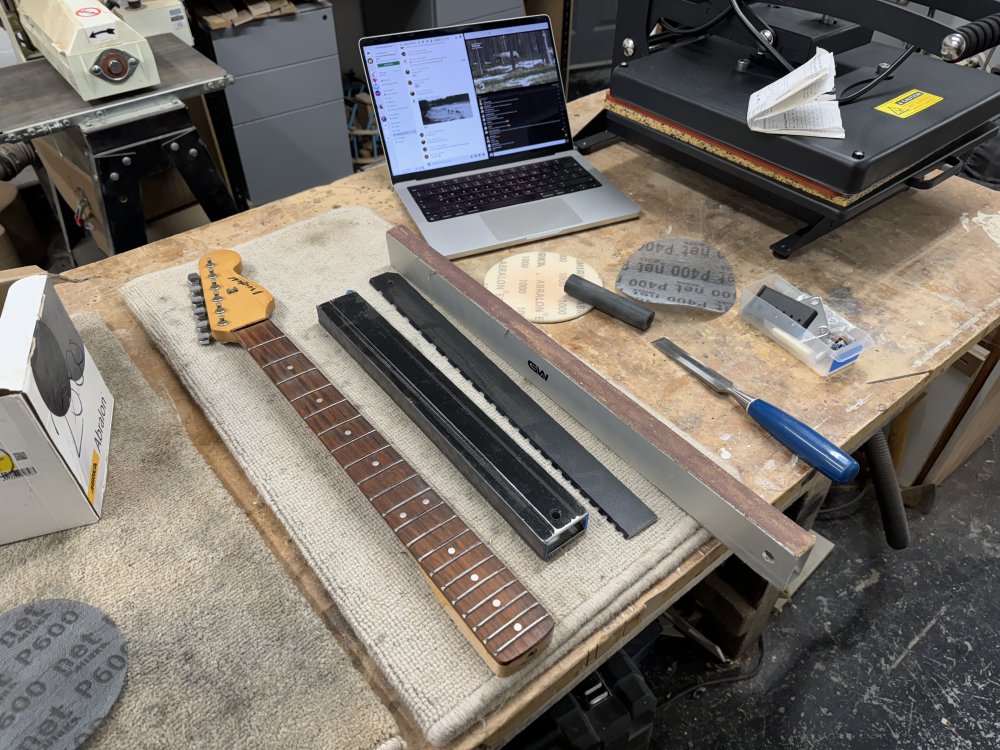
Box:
[188,250,274,344]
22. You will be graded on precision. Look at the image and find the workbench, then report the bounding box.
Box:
[54,90,1000,749]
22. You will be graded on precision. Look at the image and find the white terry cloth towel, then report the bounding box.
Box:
[123,206,709,746]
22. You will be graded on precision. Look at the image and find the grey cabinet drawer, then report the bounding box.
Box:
[227,56,343,126]
[436,0,525,25]
[233,100,352,205]
[212,3,337,77]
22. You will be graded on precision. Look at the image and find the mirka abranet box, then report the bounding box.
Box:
[0,269,114,544]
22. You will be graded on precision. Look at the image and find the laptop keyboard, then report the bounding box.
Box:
[407,157,602,222]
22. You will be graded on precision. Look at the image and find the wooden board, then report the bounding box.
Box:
[53,91,1000,749]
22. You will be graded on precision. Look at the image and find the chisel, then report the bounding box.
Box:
[652,337,859,483]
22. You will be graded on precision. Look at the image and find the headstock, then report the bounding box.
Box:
[187,250,274,345]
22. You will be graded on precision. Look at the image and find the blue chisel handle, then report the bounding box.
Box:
[746,399,860,484]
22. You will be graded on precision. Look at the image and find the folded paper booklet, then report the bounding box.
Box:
[747,48,845,139]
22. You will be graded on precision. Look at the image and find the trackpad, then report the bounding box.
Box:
[482,198,582,241]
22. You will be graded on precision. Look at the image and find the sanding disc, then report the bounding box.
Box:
[483,252,603,323]
[0,600,128,750]
[616,237,736,314]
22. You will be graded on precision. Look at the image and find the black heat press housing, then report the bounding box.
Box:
[598,1,1000,257]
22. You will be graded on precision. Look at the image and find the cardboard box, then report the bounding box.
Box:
[0,269,114,544]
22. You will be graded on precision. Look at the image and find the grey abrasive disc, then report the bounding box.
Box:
[0,600,127,750]
[616,237,736,314]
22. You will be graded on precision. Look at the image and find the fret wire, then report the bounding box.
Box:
[262,350,302,367]
[492,614,551,655]
[354,458,405,484]
[453,567,507,604]
[246,334,285,351]
[369,473,419,501]
[276,367,318,385]
[430,541,484,575]
[464,580,517,616]
[317,413,363,437]
[290,385,329,402]
[417,528,472,562]
[440,554,496,591]
[405,515,458,548]
[472,590,529,631]
[344,444,393,469]
[308,398,348,418]
[391,500,446,532]
[481,603,541,644]
[330,428,377,453]
[380,487,434,517]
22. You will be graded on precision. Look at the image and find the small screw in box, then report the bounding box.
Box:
[740,275,873,377]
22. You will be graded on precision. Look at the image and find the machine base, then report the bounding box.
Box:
[582,104,996,258]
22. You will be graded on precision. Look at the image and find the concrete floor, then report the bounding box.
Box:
[644,434,1000,749]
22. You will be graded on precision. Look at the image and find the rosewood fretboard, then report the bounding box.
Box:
[234,319,553,674]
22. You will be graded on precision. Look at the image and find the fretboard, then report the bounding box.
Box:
[234,319,553,674]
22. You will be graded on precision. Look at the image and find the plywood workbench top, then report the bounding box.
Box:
[53,90,1000,749]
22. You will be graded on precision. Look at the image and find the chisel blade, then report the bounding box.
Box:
[652,337,735,396]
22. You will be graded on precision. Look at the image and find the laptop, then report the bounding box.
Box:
[359,15,640,259]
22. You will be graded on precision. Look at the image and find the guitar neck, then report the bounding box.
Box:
[234,319,553,675]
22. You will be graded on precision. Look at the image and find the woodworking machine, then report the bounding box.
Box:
[13,0,191,102]
[595,1,1000,257]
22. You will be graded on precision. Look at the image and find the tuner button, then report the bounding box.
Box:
[191,294,205,305]
[193,305,207,317]
[187,273,200,284]
[197,332,212,345]
[196,320,209,332]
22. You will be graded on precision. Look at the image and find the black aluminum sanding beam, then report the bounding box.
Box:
[370,272,657,539]
[318,291,589,561]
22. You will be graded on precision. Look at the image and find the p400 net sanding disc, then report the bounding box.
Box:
[616,237,736,314]
[484,251,603,323]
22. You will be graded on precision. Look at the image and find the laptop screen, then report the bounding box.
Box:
[360,17,571,181]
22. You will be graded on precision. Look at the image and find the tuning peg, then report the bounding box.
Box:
[197,332,212,346]
[187,273,200,284]
[196,320,210,332]
[190,293,205,305]
[193,305,207,318]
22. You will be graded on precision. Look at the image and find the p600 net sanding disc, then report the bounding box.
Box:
[0,600,127,750]
[483,251,603,323]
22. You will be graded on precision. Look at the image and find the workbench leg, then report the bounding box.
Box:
[672,476,832,660]
[95,152,147,253]
[164,128,238,222]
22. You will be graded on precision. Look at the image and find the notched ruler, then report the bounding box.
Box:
[385,225,815,588]
[370,271,658,539]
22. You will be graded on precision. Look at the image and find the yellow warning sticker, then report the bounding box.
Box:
[88,450,100,505]
[875,89,943,119]
[0,451,13,474]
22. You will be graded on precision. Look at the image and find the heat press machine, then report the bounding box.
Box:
[579,1,1000,257]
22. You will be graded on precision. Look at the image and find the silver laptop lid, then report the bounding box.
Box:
[359,15,572,184]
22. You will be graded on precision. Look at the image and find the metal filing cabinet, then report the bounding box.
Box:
[205,2,352,206]
[363,0,527,36]
[570,0,619,68]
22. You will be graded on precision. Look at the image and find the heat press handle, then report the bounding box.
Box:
[944,13,1000,60]
[745,399,860,484]
[564,274,655,331]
